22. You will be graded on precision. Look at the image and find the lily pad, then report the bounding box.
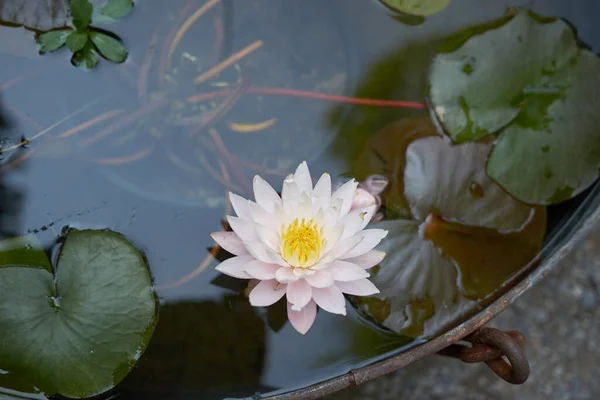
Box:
[429,9,600,204]
[380,0,451,16]
[0,229,157,398]
[354,134,545,337]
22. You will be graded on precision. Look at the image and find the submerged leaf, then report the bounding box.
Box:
[0,229,157,398]
[381,0,451,16]
[354,134,544,337]
[65,30,88,51]
[36,29,72,53]
[429,9,600,204]
[89,30,127,63]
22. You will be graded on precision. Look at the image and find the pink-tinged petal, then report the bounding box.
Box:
[328,260,369,282]
[322,225,343,254]
[244,241,287,266]
[322,235,363,263]
[350,188,377,212]
[364,175,388,196]
[331,179,358,217]
[312,286,346,315]
[341,229,388,259]
[249,279,287,307]
[305,269,334,288]
[245,260,280,280]
[341,205,376,239]
[227,216,258,242]
[292,267,316,278]
[345,250,386,269]
[287,279,312,311]
[248,201,277,228]
[255,224,280,251]
[215,255,254,279]
[293,161,313,195]
[210,231,248,255]
[275,266,299,283]
[287,300,317,335]
[336,279,380,296]
[313,173,331,199]
[253,175,282,213]
[229,193,251,220]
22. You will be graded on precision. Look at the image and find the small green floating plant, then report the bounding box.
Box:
[36,0,133,69]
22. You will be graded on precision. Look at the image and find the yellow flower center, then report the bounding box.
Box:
[280,218,325,268]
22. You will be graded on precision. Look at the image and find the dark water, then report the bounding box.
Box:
[0,0,599,399]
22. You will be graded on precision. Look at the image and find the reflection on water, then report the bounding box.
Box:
[0,0,599,398]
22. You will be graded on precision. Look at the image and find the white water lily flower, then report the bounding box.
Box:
[211,162,387,334]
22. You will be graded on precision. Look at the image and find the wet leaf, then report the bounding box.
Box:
[0,229,157,398]
[36,29,72,53]
[429,9,600,204]
[354,135,544,337]
[71,42,98,69]
[381,0,451,16]
[92,0,133,24]
[89,30,127,63]
[65,30,88,52]
[0,235,51,272]
[70,0,93,30]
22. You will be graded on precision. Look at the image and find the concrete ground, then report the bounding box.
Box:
[333,226,600,400]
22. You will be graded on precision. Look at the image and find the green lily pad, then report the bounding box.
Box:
[429,9,600,204]
[89,30,127,63]
[0,229,157,398]
[66,30,88,52]
[36,29,73,53]
[381,0,451,16]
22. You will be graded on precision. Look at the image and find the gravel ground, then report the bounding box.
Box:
[333,226,600,400]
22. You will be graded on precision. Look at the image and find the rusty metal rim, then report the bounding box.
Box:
[267,182,600,400]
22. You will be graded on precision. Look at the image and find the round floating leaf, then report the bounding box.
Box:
[66,30,88,52]
[0,229,157,398]
[429,9,600,204]
[36,29,73,53]
[89,30,127,63]
[381,0,451,16]
[354,135,544,337]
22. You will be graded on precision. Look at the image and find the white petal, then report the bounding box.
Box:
[305,269,334,288]
[292,267,316,278]
[249,279,286,307]
[293,161,313,195]
[341,229,388,259]
[322,235,363,263]
[322,225,344,254]
[328,260,369,282]
[287,300,317,335]
[215,255,254,279]
[210,231,248,255]
[341,205,376,239]
[244,240,287,266]
[312,286,346,315]
[331,179,358,217]
[275,266,299,283]
[253,175,282,213]
[345,250,386,269]
[245,260,280,280]
[282,179,301,213]
[313,173,332,199]
[287,279,312,311]
[227,216,258,242]
[248,201,277,228]
[229,193,252,220]
[336,278,380,296]
[255,224,280,251]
